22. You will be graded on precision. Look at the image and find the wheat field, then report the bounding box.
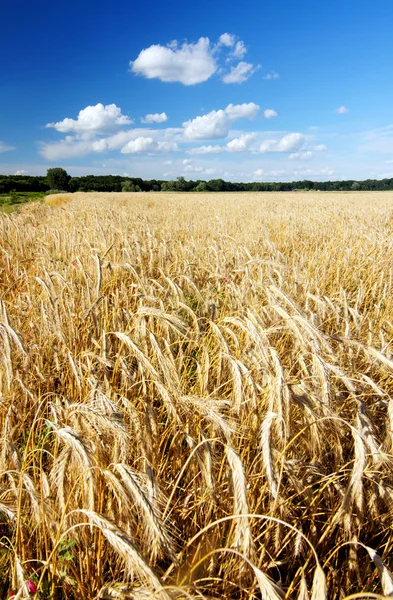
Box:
[1,191,393,599]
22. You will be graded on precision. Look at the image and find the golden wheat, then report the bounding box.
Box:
[1,191,393,598]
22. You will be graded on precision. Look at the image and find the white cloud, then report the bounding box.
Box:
[46,103,133,134]
[0,141,15,153]
[130,37,217,85]
[315,144,327,151]
[40,126,184,160]
[121,137,178,154]
[259,133,306,153]
[263,72,280,80]
[263,109,278,119]
[276,133,306,152]
[40,138,92,161]
[224,102,259,120]
[91,139,109,152]
[222,61,257,84]
[186,145,224,155]
[121,137,155,154]
[226,133,255,152]
[183,110,229,139]
[335,106,349,114]
[253,169,264,178]
[131,34,257,86]
[164,160,173,165]
[141,112,168,124]
[156,141,179,153]
[218,33,236,47]
[183,102,259,140]
[233,40,247,59]
[288,151,313,161]
[14,170,28,175]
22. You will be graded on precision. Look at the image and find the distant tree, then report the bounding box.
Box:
[175,176,187,191]
[122,180,136,192]
[351,182,360,190]
[161,180,177,191]
[194,181,207,192]
[46,168,71,191]
[207,178,225,192]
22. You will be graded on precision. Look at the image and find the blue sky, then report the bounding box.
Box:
[1,0,393,182]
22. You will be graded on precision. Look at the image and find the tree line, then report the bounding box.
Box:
[1,168,393,194]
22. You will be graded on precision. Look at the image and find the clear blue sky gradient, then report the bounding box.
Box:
[1,0,392,181]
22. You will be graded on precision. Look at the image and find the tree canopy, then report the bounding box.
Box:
[46,168,71,191]
[1,172,393,195]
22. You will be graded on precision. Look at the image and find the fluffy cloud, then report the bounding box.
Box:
[141,112,168,124]
[131,34,258,86]
[226,133,255,152]
[233,41,247,59]
[263,109,278,119]
[335,106,349,114]
[130,37,216,85]
[121,137,154,153]
[288,151,313,160]
[121,137,178,154]
[218,33,246,59]
[40,126,182,160]
[225,102,259,120]
[183,102,259,140]
[259,133,306,153]
[183,110,229,139]
[0,141,15,153]
[15,169,28,175]
[263,72,280,80]
[91,139,109,152]
[46,103,133,134]
[218,33,236,47]
[315,144,327,151]
[222,62,257,84]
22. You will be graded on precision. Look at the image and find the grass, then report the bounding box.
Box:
[0,191,46,213]
[1,190,393,598]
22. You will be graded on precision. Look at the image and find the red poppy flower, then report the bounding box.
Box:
[27,579,37,594]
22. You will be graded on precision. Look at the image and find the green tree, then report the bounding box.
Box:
[194,181,207,192]
[46,168,71,191]
[122,180,136,192]
[161,180,177,191]
[175,176,187,191]
[207,178,225,192]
